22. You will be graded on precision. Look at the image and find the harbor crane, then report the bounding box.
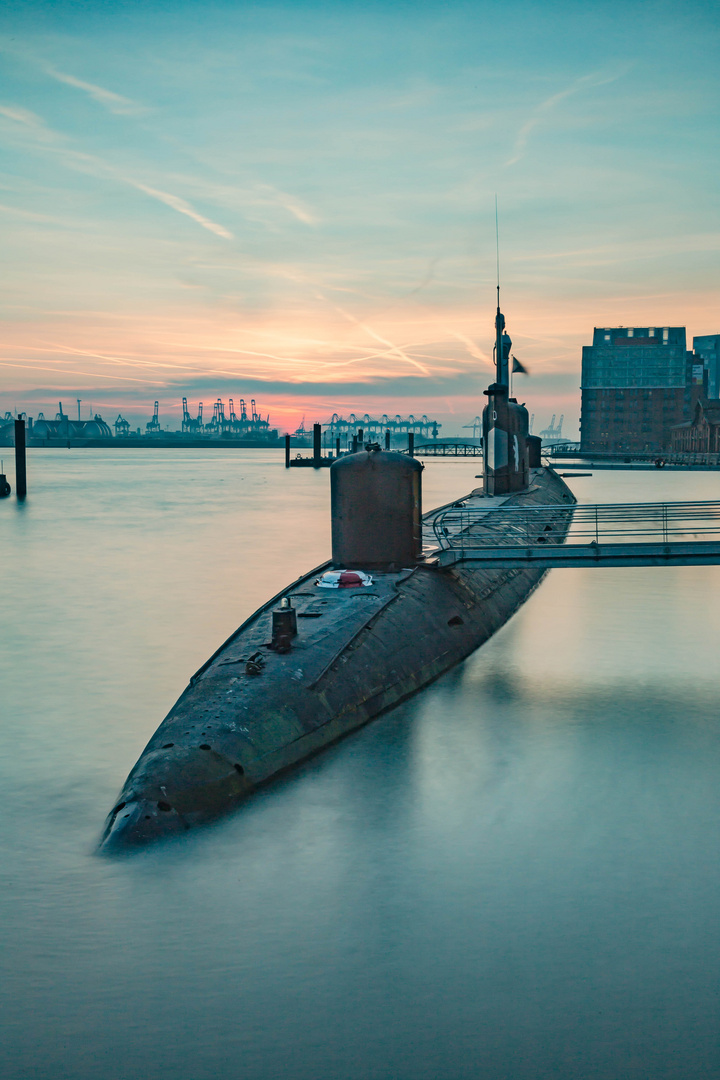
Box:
[146,401,161,433]
[540,414,564,443]
[324,413,441,449]
[182,398,204,433]
[206,399,226,432]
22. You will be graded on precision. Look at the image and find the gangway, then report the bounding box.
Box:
[413,442,482,457]
[432,499,720,569]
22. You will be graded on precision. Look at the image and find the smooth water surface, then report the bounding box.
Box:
[2,451,720,1079]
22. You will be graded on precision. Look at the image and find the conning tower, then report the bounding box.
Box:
[482,291,530,495]
[330,446,422,569]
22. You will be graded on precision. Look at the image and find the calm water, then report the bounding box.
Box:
[2,450,720,1080]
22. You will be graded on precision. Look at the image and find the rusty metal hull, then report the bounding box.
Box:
[99,468,575,852]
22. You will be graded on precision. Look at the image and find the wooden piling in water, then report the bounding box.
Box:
[14,419,26,498]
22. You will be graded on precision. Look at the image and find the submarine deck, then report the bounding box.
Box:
[100,467,575,850]
[184,480,520,689]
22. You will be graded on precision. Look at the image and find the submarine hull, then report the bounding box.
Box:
[100,467,574,851]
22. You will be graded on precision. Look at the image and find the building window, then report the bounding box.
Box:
[663,328,669,342]
[628,329,634,337]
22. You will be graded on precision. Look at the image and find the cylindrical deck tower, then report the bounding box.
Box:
[330,448,422,569]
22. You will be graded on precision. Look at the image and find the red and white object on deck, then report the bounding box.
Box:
[316,570,374,589]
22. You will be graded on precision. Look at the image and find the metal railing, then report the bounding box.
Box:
[411,442,483,457]
[433,499,720,550]
[548,449,720,467]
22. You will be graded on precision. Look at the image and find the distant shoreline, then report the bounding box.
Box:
[0,438,288,450]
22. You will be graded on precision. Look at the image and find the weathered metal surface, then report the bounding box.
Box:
[482,386,530,495]
[99,466,575,852]
[331,449,423,569]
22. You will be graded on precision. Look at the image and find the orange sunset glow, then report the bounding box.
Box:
[1,3,718,437]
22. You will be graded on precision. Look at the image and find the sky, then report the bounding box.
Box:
[0,0,718,437]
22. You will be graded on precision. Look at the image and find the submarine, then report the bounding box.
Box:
[99,299,576,852]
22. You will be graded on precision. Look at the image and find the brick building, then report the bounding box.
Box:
[580,326,702,454]
[671,399,720,455]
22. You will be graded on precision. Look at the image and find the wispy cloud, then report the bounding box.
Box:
[505,68,629,166]
[449,331,492,367]
[130,181,233,239]
[258,184,316,225]
[0,104,57,141]
[0,104,234,240]
[44,68,144,115]
[510,232,720,268]
[333,304,430,375]
[0,359,158,384]
[0,201,69,225]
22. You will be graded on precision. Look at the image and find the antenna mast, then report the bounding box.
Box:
[494,196,507,387]
[495,194,500,304]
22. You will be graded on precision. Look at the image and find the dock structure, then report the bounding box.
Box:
[428,498,720,569]
[14,418,26,498]
[288,425,423,467]
[411,442,482,457]
[548,447,720,469]
[286,424,335,468]
[323,412,441,450]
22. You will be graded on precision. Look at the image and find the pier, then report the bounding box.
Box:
[547,447,720,469]
[411,442,482,457]
[431,499,720,569]
[285,425,335,467]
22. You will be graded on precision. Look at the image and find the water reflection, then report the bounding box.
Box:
[2,452,720,1079]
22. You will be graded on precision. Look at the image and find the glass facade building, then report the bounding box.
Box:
[693,335,720,399]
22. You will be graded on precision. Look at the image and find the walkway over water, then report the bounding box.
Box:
[412,442,482,457]
[432,499,720,569]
